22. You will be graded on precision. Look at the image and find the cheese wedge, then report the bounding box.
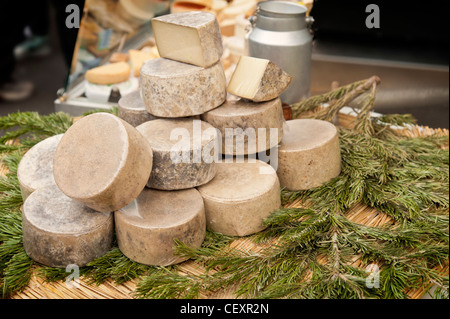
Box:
[152,12,223,67]
[128,49,154,77]
[85,62,131,85]
[227,56,292,102]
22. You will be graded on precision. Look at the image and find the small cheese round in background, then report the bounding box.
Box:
[22,184,114,268]
[197,159,281,237]
[277,119,341,191]
[85,62,131,85]
[53,113,153,213]
[118,90,158,127]
[115,188,206,266]
[140,58,226,117]
[17,134,63,201]
[201,97,284,155]
[136,118,218,190]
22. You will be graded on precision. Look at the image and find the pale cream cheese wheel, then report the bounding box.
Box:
[17,134,63,201]
[22,184,114,268]
[277,119,341,191]
[197,159,281,236]
[53,113,153,213]
[118,90,158,127]
[201,97,284,155]
[115,188,206,266]
[136,118,218,190]
[140,58,226,117]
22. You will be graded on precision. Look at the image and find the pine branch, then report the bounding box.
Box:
[0,111,72,146]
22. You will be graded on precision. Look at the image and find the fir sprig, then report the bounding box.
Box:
[0,78,447,299]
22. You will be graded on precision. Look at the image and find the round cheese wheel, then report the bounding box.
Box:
[140,58,226,117]
[53,113,153,212]
[197,159,281,236]
[115,188,206,266]
[277,119,341,191]
[22,184,114,268]
[17,134,63,201]
[136,118,218,190]
[201,97,284,155]
[118,90,158,127]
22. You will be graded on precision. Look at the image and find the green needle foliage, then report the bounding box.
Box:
[0,80,448,299]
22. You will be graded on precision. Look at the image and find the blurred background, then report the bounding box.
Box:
[0,0,448,128]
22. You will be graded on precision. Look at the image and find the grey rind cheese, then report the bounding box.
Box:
[53,113,153,213]
[136,118,218,190]
[17,134,63,201]
[115,188,206,266]
[152,12,223,68]
[201,97,284,155]
[197,159,281,237]
[22,184,113,268]
[277,119,341,191]
[118,90,158,127]
[140,58,226,117]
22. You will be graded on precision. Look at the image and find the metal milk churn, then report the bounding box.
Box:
[247,1,314,104]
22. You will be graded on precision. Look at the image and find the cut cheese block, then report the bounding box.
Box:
[118,90,158,127]
[17,134,63,201]
[22,184,113,268]
[85,62,131,85]
[136,118,218,190]
[277,119,341,190]
[152,12,223,67]
[197,159,280,236]
[140,58,226,117]
[115,187,206,266]
[201,97,284,155]
[128,49,155,77]
[53,113,153,213]
[227,56,292,102]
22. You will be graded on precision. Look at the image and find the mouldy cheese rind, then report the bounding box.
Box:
[201,97,284,155]
[17,134,63,201]
[140,58,226,117]
[197,159,281,236]
[136,118,218,190]
[118,90,158,127]
[152,11,223,67]
[22,184,114,268]
[277,119,341,191]
[53,113,153,213]
[115,188,206,266]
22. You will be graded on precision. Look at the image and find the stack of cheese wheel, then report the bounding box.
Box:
[19,11,342,271]
[138,11,288,238]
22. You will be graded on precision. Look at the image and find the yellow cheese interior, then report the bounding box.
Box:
[129,50,154,77]
[152,20,205,67]
[227,56,269,99]
[85,62,130,85]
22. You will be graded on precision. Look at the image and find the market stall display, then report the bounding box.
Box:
[0,2,447,302]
